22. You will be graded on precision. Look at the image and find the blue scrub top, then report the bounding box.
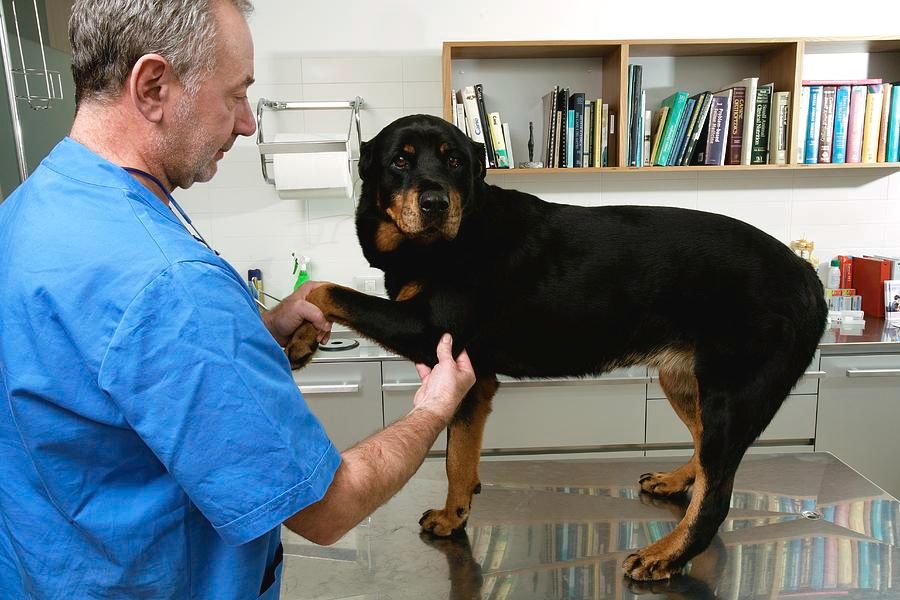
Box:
[0,138,341,599]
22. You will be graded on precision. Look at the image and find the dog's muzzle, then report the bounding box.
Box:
[419,190,450,223]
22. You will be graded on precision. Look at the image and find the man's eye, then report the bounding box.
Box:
[448,157,462,169]
[393,156,408,169]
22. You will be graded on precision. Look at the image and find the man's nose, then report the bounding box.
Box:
[235,98,256,137]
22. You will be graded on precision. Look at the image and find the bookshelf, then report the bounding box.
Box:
[442,37,900,174]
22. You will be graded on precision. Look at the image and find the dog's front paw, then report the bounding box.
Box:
[419,507,468,537]
[639,471,692,497]
[284,321,319,370]
[623,544,685,581]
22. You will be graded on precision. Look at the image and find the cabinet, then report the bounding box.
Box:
[443,37,900,173]
[816,354,900,498]
[382,362,648,454]
[293,361,383,451]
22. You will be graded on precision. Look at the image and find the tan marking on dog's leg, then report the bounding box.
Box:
[374,220,406,253]
[419,377,498,537]
[395,282,423,301]
[284,321,320,369]
[640,350,699,497]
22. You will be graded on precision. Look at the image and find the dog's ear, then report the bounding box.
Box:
[357,139,373,180]
[470,140,487,180]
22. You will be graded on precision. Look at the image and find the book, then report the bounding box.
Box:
[473,84,497,168]
[682,92,713,165]
[566,107,575,168]
[669,97,697,166]
[796,86,810,163]
[705,89,733,166]
[557,87,569,167]
[629,66,643,166]
[642,108,652,167]
[501,122,515,167]
[450,88,459,130]
[728,77,759,164]
[861,84,884,163]
[846,85,868,163]
[769,91,790,164]
[831,85,851,163]
[541,86,558,167]
[750,83,774,164]
[851,256,892,318]
[804,85,823,164]
[888,82,900,162]
[817,86,837,163]
[649,105,669,165]
[584,101,593,167]
[654,91,689,166]
[570,92,585,168]
[461,86,487,163]
[877,83,892,162]
[725,85,746,165]
[488,112,509,168]
[600,103,610,167]
[592,98,603,167]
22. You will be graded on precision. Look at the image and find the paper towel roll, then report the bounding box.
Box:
[272,133,354,199]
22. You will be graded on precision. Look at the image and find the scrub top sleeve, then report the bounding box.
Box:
[98,261,341,546]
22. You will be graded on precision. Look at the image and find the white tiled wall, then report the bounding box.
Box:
[174,54,900,302]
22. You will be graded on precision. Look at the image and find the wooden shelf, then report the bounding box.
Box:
[443,37,900,173]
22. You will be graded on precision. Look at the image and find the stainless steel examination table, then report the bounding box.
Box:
[279,453,900,599]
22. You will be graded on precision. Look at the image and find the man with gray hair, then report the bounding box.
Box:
[0,1,474,598]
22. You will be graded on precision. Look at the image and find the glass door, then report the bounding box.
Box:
[0,0,75,200]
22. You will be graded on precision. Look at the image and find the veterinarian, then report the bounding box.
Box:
[0,1,475,598]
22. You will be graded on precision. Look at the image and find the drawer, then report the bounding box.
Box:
[647,350,822,399]
[383,363,649,453]
[293,361,383,451]
[645,393,817,445]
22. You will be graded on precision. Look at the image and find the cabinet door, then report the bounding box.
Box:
[646,394,817,447]
[816,354,900,498]
[293,362,383,451]
[382,362,648,453]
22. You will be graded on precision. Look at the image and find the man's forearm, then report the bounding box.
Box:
[284,407,447,545]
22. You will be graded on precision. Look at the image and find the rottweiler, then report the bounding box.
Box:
[286,114,827,580]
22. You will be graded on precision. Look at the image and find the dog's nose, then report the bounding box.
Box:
[419,190,450,216]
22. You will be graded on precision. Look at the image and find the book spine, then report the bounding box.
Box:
[488,112,509,168]
[817,86,837,163]
[572,93,585,168]
[461,86,487,154]
[706,93,730,165]
[683,92,712,165]
[831,85,851,163]
[725,86,745,165]
[656,92,688,166]
[741,78,758,164]
[772,91,790,164]
[473,84,497,168]
[643,108,652,166]
[676,94,704,165]
[796,86,810,163]
[669,98,696,166]
[888,82,900,162]
[592,99,602,167]
[637,91,646,167]
[584,101,593,167]
[630,66,643,166]
[846,85,868,163]
[649,106,669,165]
[804,85,823,164]
[501,122,515,167]
[601,104,610,167]
[861,84,884,163]
[877,83,892,162]
[751,85,772,164]
[566,109,574,168]
[558,88,569,167]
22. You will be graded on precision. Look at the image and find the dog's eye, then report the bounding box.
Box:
[448,157,462,169]
[392,156,408,169]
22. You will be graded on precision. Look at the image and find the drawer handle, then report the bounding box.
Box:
[382,382,421,392]
[802,370,827,379]
[846,368,900,378]
[500,376,652,387]
[298,383,360,395]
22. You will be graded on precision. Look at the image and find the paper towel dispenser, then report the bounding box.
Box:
[255,97,363,190]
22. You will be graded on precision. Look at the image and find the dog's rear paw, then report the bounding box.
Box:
[623,546,684,581]
[639,471,692,497]
[419,507,468,537]
[285,321,319,370]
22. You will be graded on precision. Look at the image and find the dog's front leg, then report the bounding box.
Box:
[420,376,498,537]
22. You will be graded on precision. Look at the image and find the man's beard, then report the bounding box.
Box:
[156,94,219,189]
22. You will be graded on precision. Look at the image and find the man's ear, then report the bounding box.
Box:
[357,139,374,180]
[128,53,178,124]
[470,140,487,180]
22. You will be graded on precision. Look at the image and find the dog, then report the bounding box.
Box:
[286,114,827,580]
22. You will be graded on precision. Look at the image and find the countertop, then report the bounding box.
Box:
[279,452,900,599]
[311,319,900,364]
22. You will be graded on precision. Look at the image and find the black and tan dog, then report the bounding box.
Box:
[286,114,827,580]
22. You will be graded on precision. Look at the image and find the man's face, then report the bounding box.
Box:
[163,1,256,189]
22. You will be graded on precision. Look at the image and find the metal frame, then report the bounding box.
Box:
[256,96,363,185]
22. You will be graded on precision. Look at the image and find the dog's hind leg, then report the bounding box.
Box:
[420,376,498,537]
[624,348,801,580]
[640,358,700,497]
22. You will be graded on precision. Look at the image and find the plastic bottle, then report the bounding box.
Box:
[292,253,310,290]
[827,258,841,290]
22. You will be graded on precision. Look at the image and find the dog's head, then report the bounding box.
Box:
[357,114,486,245]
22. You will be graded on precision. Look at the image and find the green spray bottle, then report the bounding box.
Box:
[292,253,310,290]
